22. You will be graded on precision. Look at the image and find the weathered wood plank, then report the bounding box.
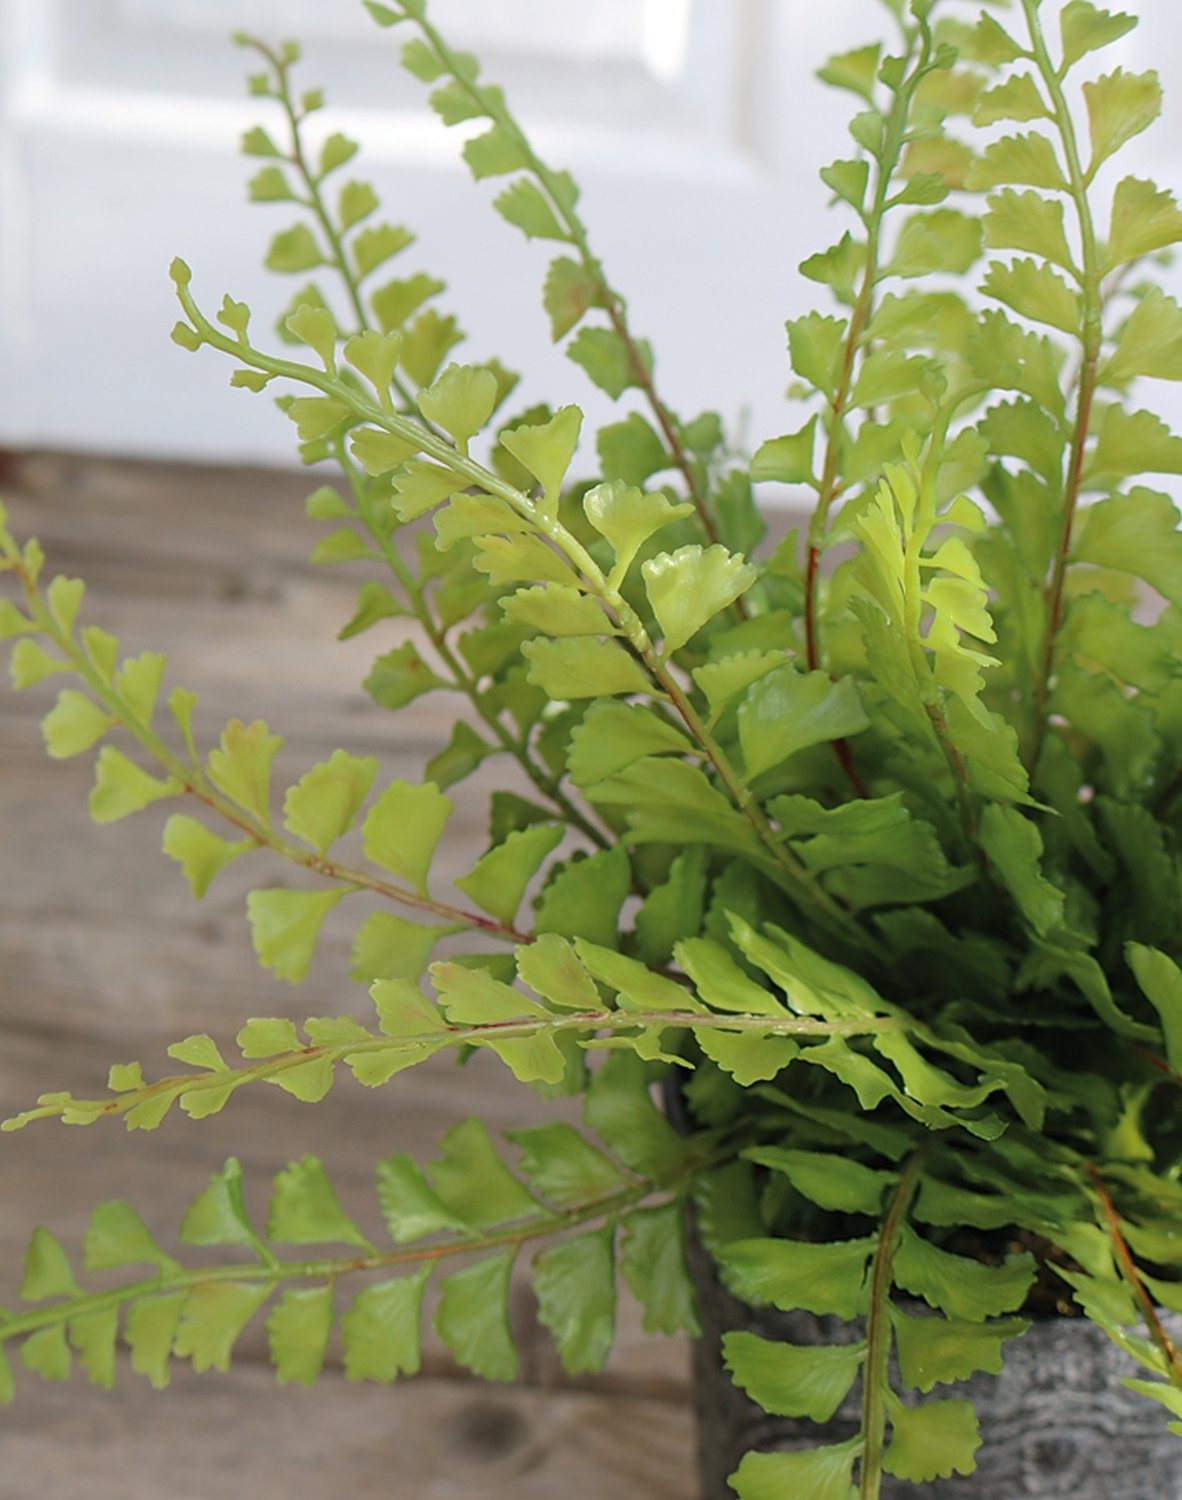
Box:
[0,452,695,1496]
[1,1361,695,1500]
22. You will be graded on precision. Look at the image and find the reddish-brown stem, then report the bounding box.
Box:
[1026,361,1097,773]
[1086,1162,1182,1390]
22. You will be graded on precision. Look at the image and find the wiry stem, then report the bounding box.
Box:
[1018,0,1103,776]
[859,1150,926,1500]
[1086,1163,1182,1392]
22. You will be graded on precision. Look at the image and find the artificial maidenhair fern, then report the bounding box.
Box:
[8,0,1182,1495]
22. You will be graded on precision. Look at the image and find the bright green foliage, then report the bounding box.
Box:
[246,887,346,984]
[642,544,757,656]
[6,2,1182,1491]
[729,1441,861,1500]
[361,779,452,895]
[282,750,378,857]
[162,815,255,898]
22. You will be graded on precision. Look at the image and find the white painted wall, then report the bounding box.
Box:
[0,1,1179,466]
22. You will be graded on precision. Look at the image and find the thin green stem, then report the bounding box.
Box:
[1019,1,1103,776]
[859,1150,926,1500]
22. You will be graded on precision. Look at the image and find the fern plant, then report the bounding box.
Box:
[5,0,1182,1494]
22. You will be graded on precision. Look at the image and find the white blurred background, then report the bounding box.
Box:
[1,0,1180,468]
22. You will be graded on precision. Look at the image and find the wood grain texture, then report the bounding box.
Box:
[0,453,694,1498]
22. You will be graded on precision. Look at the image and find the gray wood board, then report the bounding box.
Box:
[0,453,694,1498]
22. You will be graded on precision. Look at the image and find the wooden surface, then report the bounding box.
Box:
[0,452,695,1498]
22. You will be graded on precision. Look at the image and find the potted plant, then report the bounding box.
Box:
[4,0,1182,1493]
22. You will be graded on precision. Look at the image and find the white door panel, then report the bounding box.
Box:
[2,1,1181,464]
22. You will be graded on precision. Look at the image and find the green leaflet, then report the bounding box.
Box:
[363,641,448,708]
[162,815,256,898]
[533,1225,617,1374]
[429,1118,540,1229]
[891,1306,1029,1393]
[267,1285,335,1386]
[983,188,1075,270]
[723,1331,865,1422]
[125,1293,187,1390]
[1127,944,1182,1073]
[567,700,692,786]
[584,1052,687,1184]
[886,210,982,279]
[350,911,453,984]
[432,960,567,1083]
[506,1123,626,1208]
[375,1153,469,1243]
[729,1443,860,1500]
[892,1227,1035,1320]
[567,326,650,399]
[965,132,1067,192]
[982,259,1079,335]
[634,846,708,967]
[173,1283,272,1373]
[522,636,651,699]
[585,757,761,857]
[1061,1,1137,68]
[498,405,581,510]
[595,411,667,487]
[417,362,498,450]
[205,718,283,824]
[1106,176,1182,269]
[41,689,112,759]
[719,1235,876,1320]
[20,1228,80,1301]
[738,664,870,779]
[20,1326,71,1383]
[435,1250,518,1381]
[642,544,757,656]
[1083,68,1160,174]
[89,747,179,825]
[751,418,817,485]
[361,779,452,895]
[500,582,609,636]
[582,479,694,583]
[454,822,564,926]
[745,1147,896,1215]
[267,1156,374,1250]
[544,255,599,340]
[883,1395,981,1483]
[342,1270,430,1383]
[619,1201,700,1336]
[246,886,346,984]
[84,1201,177,1274]
[978,804,1065,938]
[1102,287,1182,385]
[515,932,604,1012]
[179,1158,257,1249]
[282,749,378,857]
